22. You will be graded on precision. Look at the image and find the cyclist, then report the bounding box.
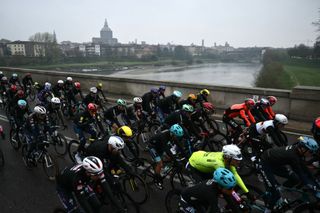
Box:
[223,98,256,142]
[158,85,166,99]
[179,93,197,108]
[127,97,148,129]
[251,98,271,122]
[83,87,101,107]
[52,80,65,99]
[33,81,43,93]
[37,82,53,107]
[157,90,182,122]
[196,89,210,107]
[187,144,254,200]
[311,117,320,144]
[142,88,159,115]
[96,82,108,102]
[73,103,101,163]
[260,136,320,212]
[56,156,122,213]
[24,106,51,165]
[65,81,84,116]
[10,99,31,129]
[7,84,18,101]
[0,76,9,93]
[147,124,185,189]
[47,97,67,128]
[9,73,22,87]
[103,99,131,132]
[179,168,238,213]
[0,71,4,80]
[21,73,34,91]
[64,76,73,92]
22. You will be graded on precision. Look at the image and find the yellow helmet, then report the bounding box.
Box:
[117,126,133,137]
[200,89,210,95]
[97,83,103,89]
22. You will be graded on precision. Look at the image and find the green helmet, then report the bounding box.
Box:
[170,124,184,137]
[116,99,126,106]
[182,104,194,112]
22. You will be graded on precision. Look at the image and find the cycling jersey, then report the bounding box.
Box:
[189,151,248,193]
[224,103,255,127]
[52,84,65,98]
[22,76,34,89]
[142,92,157,114]
[103,106,130,127]
[83,93,101,106]
[157,95,179,114]
[251,103,269,122]
[264,105,275,119]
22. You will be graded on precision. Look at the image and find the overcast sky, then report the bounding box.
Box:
[1,0,319,48]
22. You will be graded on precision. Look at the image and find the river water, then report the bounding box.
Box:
[101,63,262,87]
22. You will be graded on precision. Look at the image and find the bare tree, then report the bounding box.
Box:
[312,8,320,41]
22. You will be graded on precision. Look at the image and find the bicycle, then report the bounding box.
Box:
[9,123,26,150]
[25,83,36,101]
[0,125,5,168]
[21,135,58,180]
[49,126,68,156]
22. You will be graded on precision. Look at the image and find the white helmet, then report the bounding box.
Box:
[108,136,125,150]
[222,144,242,160]
[44,82,52,90]
[133,97,142,104]
[90,87,97,94]
[82,156,103,174]
[274,114,288,125]
[66,77,73,81]
[0,71,3,75]
[57,80,64,84]
[34,106,46,114]
[51,97,61,104]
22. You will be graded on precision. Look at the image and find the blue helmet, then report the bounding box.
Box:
[150,88,158,94]
[170,124,184,137]
[18,99,27,107]
[172,90,182,98]
[213,168,236,189]
[298,136,319,153]
[44,82,51,91]
[159,85,166,91]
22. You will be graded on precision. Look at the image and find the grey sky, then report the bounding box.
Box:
[1,0,319,48]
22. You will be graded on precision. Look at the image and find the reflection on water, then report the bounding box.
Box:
[107,63,262,87]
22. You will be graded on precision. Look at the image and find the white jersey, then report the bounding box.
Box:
[255,120,274,135]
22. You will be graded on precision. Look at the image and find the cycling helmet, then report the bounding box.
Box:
[1,76,7,82]
[274,114,288,125]
[57,80,64,84]
[82,156,103,174]
[44,82,52,91]
[182,104,194,112]
[259,98,270,106]
[12,73,18,78]
[203,102,214,111]
[315,117,320,129]
[267,96,277,106]
[26,73,31,77]
[66,77,73,82]
[97,83,103,89]
[159,85,166,91]
[213,168,236,189]
[108,136,125,150]
[17,90,24,98]
[34,82,39,86]
[51,97,61,104]
[200,89,210,96]
[244,98,255,108]
[117,126,133,137]
[34,106,46,114]
[87,103,97,112]
[10,85,17,92]
[0,71,2,75]
[18,99,27,107]
[117,99,126,106]
[170,124,184,137]
[150,88,158,94]
[222,144,242,160]
[74,82,81,89]
[172,90,182,98]
[188,93,197,101]
[90,87,97,94]
[133,97,143,104]
[298,136,319,153]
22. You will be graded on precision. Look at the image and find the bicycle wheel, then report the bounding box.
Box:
[122,140,140,162]
[9,128,21,150]
[149,123,161,135]
[67,140,80,162]
[0,149,4,167]
[170,169,196,190]
[122,174,149,204]
[165,189,181,213]
[53,133,68,156]
[42,153,58,181]
[21,144,33,168]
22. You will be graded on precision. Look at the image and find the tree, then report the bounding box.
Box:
[312,8,320,41]
[173,45,191,60]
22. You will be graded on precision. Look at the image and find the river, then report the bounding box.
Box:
[104,63,262,87]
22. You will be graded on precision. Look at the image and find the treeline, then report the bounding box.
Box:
[287,41,320,59]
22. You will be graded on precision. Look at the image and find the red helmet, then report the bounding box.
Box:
[74,82,81,89]
[87,103,97,112]
[203,102,214,111]
[17,90,24,98]
[26,73,31,77]
[267,96,277,106]
[10,85,17,92]
[245,98,255,108]
[315,117,320,129]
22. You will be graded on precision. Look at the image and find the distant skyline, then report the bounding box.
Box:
[1,0,319,48]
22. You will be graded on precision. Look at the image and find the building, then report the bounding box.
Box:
[92,19,118,45]
[6,41,46,57]
[79,44,101,56]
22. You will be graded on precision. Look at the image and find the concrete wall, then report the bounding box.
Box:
[1,67,319,122]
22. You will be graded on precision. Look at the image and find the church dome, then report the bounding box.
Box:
[101,19,112,32]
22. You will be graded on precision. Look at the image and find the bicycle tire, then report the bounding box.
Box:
[42,153,58,181]
[149,123,161,135]
[9,128,21,150]
[170,168,196,190]
[122,174,149,205]
[53,133,68,156]
[21,144,33,169]
[165,189,182,213]
[67,140,80,162]
[0,149,4,167]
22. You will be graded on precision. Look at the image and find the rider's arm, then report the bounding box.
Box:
[265,126,284,146]
[239,109,251,127]
[247,109,256,124]
[230,166,249,193]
